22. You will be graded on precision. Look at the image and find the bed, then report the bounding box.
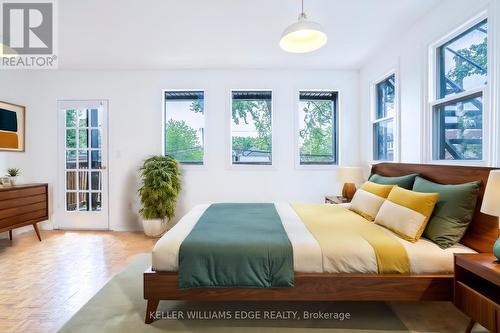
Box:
[144,163,499,324]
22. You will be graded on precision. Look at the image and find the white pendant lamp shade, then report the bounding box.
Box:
[280,13,327,53]
[280,0,327,54]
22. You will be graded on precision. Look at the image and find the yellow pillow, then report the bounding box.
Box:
[375,187,439,242]
[361,181,395,198]
[349,182,396,221]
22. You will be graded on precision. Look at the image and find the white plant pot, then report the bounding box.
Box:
[8,176,18,185]
[142,218,168,238]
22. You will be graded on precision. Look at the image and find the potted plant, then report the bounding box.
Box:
[138,155,181,237]
[6,168,21,185]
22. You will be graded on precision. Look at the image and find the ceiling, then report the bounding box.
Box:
[58,0,440,70]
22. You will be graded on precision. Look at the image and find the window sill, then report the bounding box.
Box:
[180,163,208,171]
[226,163,277,171]
[294,163,339,171]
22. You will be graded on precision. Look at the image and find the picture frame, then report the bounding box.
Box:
[0,101,25,152]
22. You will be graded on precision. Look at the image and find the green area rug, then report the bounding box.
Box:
[58,254,409,333]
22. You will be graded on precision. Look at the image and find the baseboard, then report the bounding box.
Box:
[111,224,143,232]
[0,222,142,237]
[0,220,53,239]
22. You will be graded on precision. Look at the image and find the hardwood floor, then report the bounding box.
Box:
[0,230,487,333]
[0,230,156,333]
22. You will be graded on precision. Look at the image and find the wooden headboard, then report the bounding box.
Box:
[371,163,498,253]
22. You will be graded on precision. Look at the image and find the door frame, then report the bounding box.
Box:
[56,99,110,230]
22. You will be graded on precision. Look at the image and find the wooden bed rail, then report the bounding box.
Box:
[144,268,453,323]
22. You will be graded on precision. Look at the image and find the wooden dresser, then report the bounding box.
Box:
[0,183,48,241]
[454,253,500,333]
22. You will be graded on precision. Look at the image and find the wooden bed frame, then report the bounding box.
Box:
[144,163,498,324]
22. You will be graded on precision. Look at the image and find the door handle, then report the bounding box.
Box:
[101,165,107,170]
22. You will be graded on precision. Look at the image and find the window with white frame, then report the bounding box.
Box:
[372,74,396,161]
[164,91,205,164]
[432,19,487,161]
[231,90,272,165]
[298,91,338,165]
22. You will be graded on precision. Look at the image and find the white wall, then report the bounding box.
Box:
[0,69,360,232]
[359,0,499,166]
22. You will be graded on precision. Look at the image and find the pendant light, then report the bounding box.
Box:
[280,0,327,53]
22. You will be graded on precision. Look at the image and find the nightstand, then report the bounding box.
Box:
[325,195,351,204]
[454,253,500,333]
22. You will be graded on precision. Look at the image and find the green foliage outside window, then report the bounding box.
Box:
[231,100,272,156]
[447,39,487,87]
[299,100,334,163]
[165,118,203,162]
[164,95,337,164]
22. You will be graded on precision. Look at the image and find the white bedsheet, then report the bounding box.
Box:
[152,203,476,274]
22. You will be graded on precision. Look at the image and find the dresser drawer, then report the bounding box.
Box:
[455,281,498,332]
[0,208,48,230]
[0,201,47,220]
[0,185,46,201]
[0,194,46,210]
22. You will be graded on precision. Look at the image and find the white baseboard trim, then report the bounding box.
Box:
[0,222,142,237]
[111,225,143,232]
[0,220,54,239]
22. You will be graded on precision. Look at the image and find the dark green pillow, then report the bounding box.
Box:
[368,173,418,190]
[413,176,480,249]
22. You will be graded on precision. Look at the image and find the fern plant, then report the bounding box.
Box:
[138,155,181,221]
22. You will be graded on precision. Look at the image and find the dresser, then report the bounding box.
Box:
[0,183,48,241]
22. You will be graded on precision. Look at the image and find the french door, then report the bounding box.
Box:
[57,100,109,229]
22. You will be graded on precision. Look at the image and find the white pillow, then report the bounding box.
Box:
[349,189,386,221]
[375,200,426,241]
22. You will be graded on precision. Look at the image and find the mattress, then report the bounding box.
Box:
[152,203,476,274]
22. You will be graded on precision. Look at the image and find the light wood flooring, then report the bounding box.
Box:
[0,230,156,333]
[0,230,486,333]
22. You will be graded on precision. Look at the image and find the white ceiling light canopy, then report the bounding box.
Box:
[280,0,327,53]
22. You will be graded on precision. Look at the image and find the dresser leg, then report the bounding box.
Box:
[9,230,12,240]
[33,224,42,241]
[465,319,475,333]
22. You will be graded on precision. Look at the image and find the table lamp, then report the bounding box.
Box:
[336,166,365,200]
[480,170,500,260]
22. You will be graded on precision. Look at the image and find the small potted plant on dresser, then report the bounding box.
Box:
[6,168,21,185]
[138,155,181,237]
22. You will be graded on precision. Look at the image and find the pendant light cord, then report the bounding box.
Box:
[299,0,306,19]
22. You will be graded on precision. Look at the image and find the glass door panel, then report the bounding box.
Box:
[59,100,108,229]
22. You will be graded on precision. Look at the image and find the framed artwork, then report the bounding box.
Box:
[0,101,25,152]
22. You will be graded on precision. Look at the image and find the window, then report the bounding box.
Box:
[298,91,338,165]
[164,91,204,164]
[372,74,396,161]
[231,90,272,165]
[432,19,487,161]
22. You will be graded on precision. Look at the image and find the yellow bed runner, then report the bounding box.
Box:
[292,204,410,274]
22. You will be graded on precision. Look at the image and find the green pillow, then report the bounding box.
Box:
[412,176,480,249]
[368,173,418,190]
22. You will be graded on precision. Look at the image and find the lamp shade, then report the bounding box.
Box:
[279,15,327,53]
[336,166,364,184]
[481,170,500,220]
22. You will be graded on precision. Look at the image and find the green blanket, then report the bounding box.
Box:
[178,203,294,289]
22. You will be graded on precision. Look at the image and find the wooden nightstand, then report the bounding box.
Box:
[454,253,500,333]
[325,195,351,204]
